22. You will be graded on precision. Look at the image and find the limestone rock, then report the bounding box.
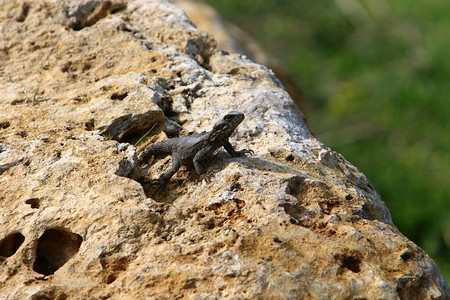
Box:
[0,0,448,299]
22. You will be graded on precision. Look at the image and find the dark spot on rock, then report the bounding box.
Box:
[110,91,128,100]
[326,229,336,236]
[335,251,362,274]
[10,99,24,105]
[227,68,240,75]
[233,199,245,210]
[85,118,95,131]
[352,203,372,220]
[33,229,82,276]
[285,176,306,196]
[0,121,10,129]
[25,198,40,209]
[0,232,25,257]
[272,237,282,243]
[17,130,28,137]
[105,274,117,284]
[289,218,299,225]
[15,2,30,22]
[285,154,295,162]
[229,182,241,191]
[206,202,222,211]
[183,278,196,289]
[400,250,414,262]
[319,198,340,214]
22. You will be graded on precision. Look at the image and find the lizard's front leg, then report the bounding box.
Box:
[193,147,214,174]
[158,155,181,187]
[223,140,253,157]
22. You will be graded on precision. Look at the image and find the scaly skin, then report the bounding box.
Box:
[138,111,253,187]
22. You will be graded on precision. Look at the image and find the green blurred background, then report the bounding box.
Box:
[206,0,450,280]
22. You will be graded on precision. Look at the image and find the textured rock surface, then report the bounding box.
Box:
[172,0,304,110]
[0,0,448,299]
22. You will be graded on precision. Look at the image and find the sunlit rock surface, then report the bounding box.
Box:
[0,0,448,299]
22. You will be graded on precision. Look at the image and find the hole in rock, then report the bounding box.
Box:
[336,251,362,274]
[0,232,25,257]
[342,255,361,273]
[400,250,414,262]
[285,154,295,162]
[33,229,82,276]
[25,198,41,209]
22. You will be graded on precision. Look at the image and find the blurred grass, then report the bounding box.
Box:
[206,0,450,280]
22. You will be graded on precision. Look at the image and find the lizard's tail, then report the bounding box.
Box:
[138,140,173,164]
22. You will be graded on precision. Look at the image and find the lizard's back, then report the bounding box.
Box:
[175,131,209,165]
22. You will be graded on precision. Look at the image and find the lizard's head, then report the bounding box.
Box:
[210,111,245,139]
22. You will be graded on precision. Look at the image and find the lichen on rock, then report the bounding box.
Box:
[0,0,448,299]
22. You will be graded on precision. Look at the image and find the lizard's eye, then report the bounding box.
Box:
[224,115,231,121]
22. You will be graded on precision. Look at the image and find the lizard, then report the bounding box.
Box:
[138,111,253,188]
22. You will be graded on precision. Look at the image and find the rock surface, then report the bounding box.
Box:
[0,0,448,299]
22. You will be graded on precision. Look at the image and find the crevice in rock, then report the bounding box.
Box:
[0,232,25,257]
[32,228,83,276]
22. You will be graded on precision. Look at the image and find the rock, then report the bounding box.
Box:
[172,0,305,110]
[0,0,448,299]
